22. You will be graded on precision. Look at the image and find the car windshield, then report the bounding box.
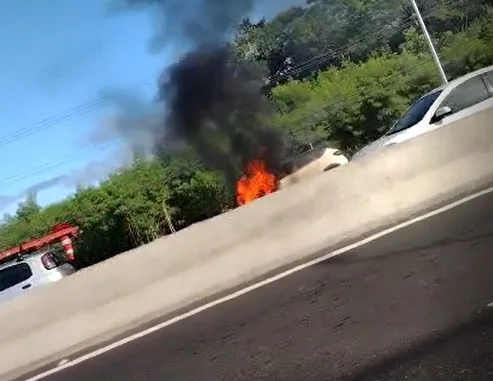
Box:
[387,90,443,135]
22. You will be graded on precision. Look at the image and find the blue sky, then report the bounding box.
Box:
[0,0,302,217]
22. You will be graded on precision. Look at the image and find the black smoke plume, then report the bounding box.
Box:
[118,0,287,184]
[159,45,285,183]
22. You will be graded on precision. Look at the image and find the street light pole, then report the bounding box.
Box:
[409,0,448,84]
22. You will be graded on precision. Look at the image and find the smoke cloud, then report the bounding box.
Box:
[159,45,285,183]
[88,90,164,156]
[0,152,130,212]
[116,0,288,184]
[118,0,255,48]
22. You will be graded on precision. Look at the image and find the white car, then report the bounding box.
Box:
[278,147,349,189]
[352,65,493,160]
[0,249,76,304]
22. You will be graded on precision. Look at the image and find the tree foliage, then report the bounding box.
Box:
[1,0,492,266]
[0,155,231,267]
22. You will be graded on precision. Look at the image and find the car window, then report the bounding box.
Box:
[483,70,493,86]
[438,75,490,115]
[0,263,32,292]
[387,90,442,135]
[46,250,66,266]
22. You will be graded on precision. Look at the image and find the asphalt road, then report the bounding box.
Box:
[30,191,493,380]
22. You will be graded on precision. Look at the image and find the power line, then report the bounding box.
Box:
[0,100,106,148]
[266,0,463,84]
[281,59,433,133]
[0,0,468,188]
[265,19,415,83]
[0,78,153,148]
[0,0,464,149]
[0,0,458,148]
[0,59,434,191]
[0,139,118,193]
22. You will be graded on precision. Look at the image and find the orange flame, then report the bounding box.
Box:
[236,159,277,205]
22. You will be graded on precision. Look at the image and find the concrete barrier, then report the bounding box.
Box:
[2,107,493,380]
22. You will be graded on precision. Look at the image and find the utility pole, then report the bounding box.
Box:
[409,0,448,85]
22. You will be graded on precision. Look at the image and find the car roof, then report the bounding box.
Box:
[426,64,493,95]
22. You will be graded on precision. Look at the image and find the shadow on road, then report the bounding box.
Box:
[340,310,493,380]
[322,229,493,266]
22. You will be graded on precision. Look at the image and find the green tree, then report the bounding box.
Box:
[0,0,492,268]
[440,8,493,78]
[16,193,40,223]
[234,0,493,85]
[235,0,405,83]
[161,153,233,229]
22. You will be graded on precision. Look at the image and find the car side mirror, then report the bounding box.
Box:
[432,106,452,123]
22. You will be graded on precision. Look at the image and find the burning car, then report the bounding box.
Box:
[235,146,348,206]
[278,147,348,189]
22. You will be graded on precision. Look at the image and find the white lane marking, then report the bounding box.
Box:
[25,185,493,381]
[486,302,493,308]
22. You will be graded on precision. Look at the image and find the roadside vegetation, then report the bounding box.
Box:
[1,0,493,267]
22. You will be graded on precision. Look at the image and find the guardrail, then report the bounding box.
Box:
[2,107,493,380]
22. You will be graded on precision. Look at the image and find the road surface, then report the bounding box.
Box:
[23,191,493,380]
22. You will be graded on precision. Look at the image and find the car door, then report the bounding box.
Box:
[430,73,493,128]
[0,262,34,304]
